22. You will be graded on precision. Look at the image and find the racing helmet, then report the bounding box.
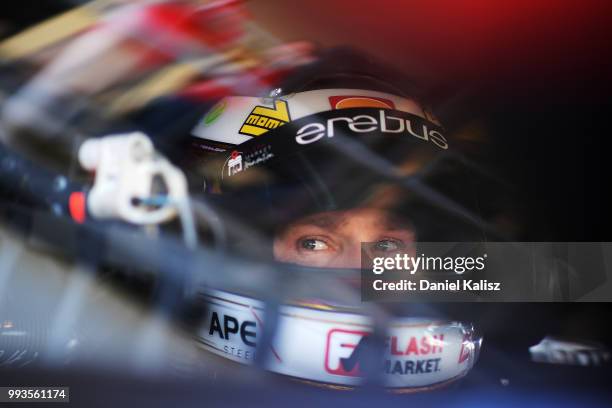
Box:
[181,49,502,391]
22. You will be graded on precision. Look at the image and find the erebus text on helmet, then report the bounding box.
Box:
[295,110,448,149]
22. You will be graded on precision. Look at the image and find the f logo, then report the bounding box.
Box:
[325,329,370,376]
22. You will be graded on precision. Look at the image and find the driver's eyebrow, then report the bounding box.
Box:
[381,213,415,232]
[289,213,345,230]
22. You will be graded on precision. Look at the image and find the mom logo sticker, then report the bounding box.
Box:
[239,99,291,137]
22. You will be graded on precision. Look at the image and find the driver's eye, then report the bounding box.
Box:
[374,239,403,252]
[300,238,329,251]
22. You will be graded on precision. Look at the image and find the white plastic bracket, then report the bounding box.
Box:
[78,132,188,225]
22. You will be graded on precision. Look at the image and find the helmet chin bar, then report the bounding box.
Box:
[196,289,481,391]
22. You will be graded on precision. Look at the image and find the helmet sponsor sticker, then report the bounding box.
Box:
[239,99,291,137]
[227,151,243,176]
[325,329,370,376]
[196,290,479,390]
[202,100,227,126]
[329,95,395,110]
[222,145,274,178]
[294,108,447,149]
